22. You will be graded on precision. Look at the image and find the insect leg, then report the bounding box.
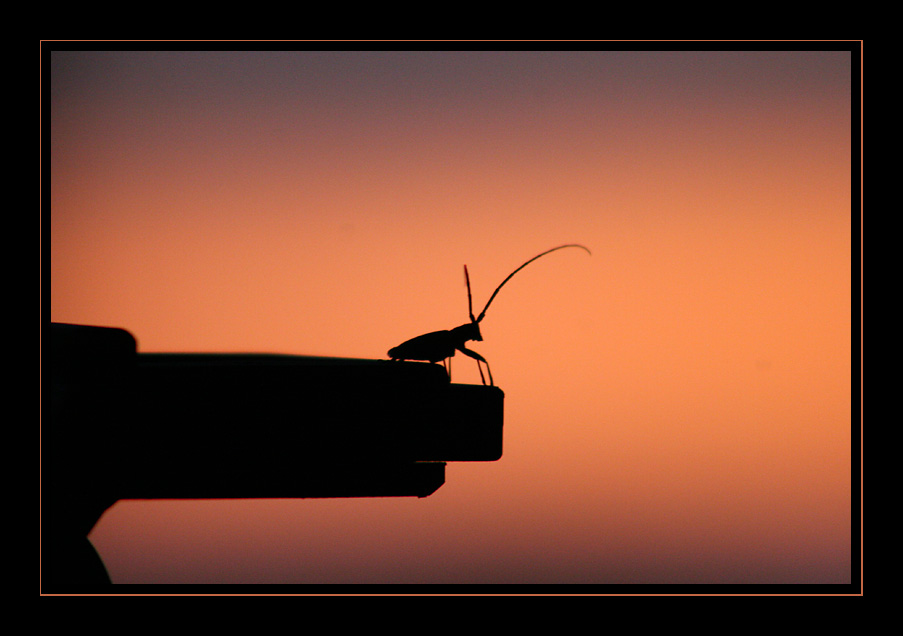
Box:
[457,346,493,386]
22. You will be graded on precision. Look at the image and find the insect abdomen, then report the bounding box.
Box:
[388,330,456,363]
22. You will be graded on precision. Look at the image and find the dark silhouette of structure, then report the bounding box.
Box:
[44,322,504,590]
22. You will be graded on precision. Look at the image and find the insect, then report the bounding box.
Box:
[387,244,591,386]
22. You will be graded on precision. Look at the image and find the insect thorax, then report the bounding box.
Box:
[450,321,482,343]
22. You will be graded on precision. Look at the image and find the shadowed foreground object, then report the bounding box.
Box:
[45,323,504,590]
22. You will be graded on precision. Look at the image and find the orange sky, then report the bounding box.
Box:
[47,49,855,585]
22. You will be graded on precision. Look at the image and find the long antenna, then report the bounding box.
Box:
[464,264,475,322]
[475,244,591,323]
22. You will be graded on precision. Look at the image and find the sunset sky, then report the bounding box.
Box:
[47,47,855,586]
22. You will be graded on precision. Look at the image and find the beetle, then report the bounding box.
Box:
[387,244,591,385]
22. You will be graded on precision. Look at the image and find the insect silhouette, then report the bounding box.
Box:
[387,244,591,386]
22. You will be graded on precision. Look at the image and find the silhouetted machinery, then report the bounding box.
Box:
[44,322,504,589]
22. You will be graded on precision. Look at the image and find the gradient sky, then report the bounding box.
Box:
[47,48,855,586]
